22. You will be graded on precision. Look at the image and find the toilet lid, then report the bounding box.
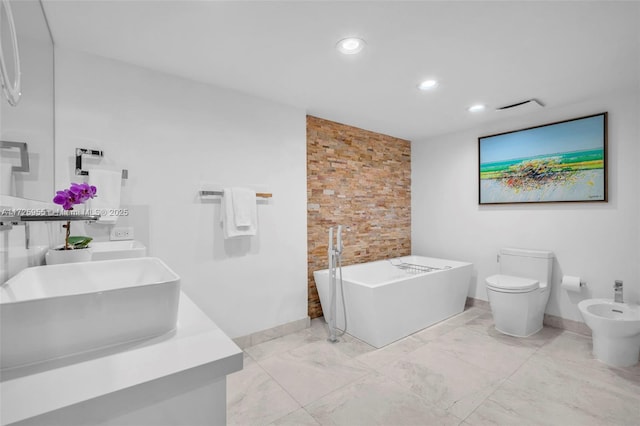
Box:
[486,274,539,292]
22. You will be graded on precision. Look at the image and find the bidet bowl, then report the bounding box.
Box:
[0,257,180,370]
[578,298,640,367]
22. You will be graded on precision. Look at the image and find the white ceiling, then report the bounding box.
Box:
[42,0,640,141]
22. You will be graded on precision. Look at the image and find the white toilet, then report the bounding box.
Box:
[486,248,554,337]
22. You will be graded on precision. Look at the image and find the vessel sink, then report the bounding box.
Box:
[0,257,180,370]
[91,240,147,261]
[578,298,640,367]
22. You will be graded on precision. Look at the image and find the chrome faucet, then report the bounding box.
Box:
[614,280,624,303]
[1,213,101,249]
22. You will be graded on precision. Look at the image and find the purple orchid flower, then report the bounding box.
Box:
[69,182,97,204]
[53,183,99,250]
[53,183,97,210]
[53,189,77,210]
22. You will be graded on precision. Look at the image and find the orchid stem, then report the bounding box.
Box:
[64,220,71,250]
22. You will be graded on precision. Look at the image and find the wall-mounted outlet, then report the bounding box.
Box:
[110,226,134,241]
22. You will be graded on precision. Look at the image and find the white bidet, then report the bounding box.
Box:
[578,299,640,367]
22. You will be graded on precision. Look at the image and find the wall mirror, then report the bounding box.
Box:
[0,0,54,204]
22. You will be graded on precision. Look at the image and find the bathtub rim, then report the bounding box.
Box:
[313,255,473,288]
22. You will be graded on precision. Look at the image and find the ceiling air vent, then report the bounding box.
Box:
[496,98,545,111]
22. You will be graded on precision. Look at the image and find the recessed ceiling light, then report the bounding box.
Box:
[468,104,486,113]
[418,79,438,90]
[336,37,366,55]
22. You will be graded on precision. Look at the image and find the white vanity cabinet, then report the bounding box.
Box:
[0,294,243,426]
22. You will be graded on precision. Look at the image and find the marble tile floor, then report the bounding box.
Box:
[227,307,640,426]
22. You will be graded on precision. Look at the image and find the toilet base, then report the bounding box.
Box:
[487,288,548,338]
[495,324,543,338]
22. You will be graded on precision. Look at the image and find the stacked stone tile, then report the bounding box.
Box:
[307,116,411,318]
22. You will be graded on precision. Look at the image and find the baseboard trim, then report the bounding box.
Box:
[235,300,591,350]
[465,297,490,310]
[465,297,591,336]
[543,313,591,336]
[232,317,311,350]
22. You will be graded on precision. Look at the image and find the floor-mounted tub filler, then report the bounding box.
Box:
[314,255,473,348]
[325,225,346,343]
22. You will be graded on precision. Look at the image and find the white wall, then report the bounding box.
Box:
[0,36,55,202]
[54,48,308,338]
[412,91,640,322]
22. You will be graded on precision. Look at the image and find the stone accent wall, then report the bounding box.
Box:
[307,115,411,318]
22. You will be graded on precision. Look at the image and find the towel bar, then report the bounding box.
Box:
[199,190,272,199]
[1,140,29,172]
[75,148,128,179]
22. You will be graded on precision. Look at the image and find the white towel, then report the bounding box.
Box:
[88,169,121,224]
[231,187,256,227]
[221,187,257,239]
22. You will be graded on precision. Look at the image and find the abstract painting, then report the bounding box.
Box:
[479,113,607,204]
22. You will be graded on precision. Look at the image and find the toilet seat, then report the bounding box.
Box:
[486,274,539,293]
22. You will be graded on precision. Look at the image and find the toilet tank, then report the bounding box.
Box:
[499,248,554,286]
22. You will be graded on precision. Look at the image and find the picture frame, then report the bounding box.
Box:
[478,112,607,205]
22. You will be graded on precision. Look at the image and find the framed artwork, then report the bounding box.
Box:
[479,112,607,204]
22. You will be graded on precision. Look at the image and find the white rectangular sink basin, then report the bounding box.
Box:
[0,257,180,370]
[91,240,147,261]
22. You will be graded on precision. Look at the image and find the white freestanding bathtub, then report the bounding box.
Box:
[314,255,473,348]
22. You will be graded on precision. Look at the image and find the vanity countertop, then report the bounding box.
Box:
[0,292,243,425]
